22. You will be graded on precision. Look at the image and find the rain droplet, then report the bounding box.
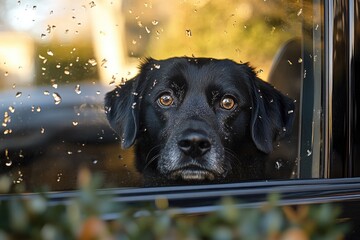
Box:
[36,106,41,112]
[145,26,151,34]
[307,149,312,156]
[88,58,97,66]
[72,121,79,126]
[288,110,294,114]
[152,20,159,25]
[185,29,192,37]
[154,64,160,69]
[287,60,293,65]
[75,84,81,94]
[56,63,61,68]
[52,92,62,105]
[8,106,15,113]
[5,160,12,167]
[101,59,107,67]
[298,58,303,63]
[43,90,50,95]
[41,128,45,134]
[47,50,54,56]
[57,173,62,182]
[4,129,12,135]
[52,83,58,89]
[297,8,303,16]
[15,92,22,98]
[96,91,101,95]
[93,160,98,164]
[89,1,96,8]
[67,151,73,155]
[275,161,282,170]
[64,69,70,75]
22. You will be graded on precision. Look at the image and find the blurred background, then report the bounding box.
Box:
[0,0,305,192]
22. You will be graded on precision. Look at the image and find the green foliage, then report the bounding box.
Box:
[0,170,349,240]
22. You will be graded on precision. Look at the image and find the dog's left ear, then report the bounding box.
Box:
[248,70,295,154]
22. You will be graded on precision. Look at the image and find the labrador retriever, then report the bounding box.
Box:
[105,57,295,185]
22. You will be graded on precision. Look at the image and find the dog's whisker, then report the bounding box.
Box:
[143,153,160,170]
[143,144,163,170]
[145,144,162,162]
[224,148,240,162]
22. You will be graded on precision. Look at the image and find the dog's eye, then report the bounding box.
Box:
[220,96,236,110]
[158,94,174,107]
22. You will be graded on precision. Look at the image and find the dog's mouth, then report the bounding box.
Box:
[169,165,216,181]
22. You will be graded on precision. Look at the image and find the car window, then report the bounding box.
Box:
[0,0,323,192]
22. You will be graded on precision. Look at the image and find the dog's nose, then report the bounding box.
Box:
[178,132,211,158]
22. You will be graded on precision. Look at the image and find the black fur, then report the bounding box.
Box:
[105,57,295,185]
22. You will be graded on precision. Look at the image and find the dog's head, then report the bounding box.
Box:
[105,57,295,184]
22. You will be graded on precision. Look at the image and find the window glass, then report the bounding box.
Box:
[0,0,322,192]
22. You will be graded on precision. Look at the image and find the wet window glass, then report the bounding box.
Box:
[0,0,322,192]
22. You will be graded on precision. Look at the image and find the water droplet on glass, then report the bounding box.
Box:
[4,129,12,135]
[56,63,61,68]
[67,151,73,155]
[154,64,160,69]
[101,59,107,67]
[297,8,303,16]
[287,60,293,65]
[75,84,81,94]
[96,91,101,95]
[52,92,62,105]
[36,106,41,112]
[64,70,70,75]
[72,121,79,126]
[15,92,22,98]
[306,149,312,156]
[88,58,97,66]
[145,26,151,34]
[5,160,12,167]
[93,160,98,164]
[44,90,50,95]
[8,106,15,113]
[52,83,58,89]
[298,58,303,63]
[41,128,45,134]
[152,20,159,25]
[275,160,282,170]
[185,29,192,37]
[288,110,294,114]
[89,1,96,8]
[47,50,54,56]
[56,173,62,182]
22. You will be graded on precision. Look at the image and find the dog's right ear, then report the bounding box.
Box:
[104,77,140,149]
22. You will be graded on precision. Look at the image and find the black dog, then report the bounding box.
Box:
[105,57,295,185]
